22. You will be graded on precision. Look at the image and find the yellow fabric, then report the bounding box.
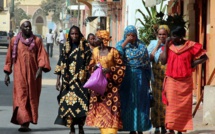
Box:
[158,25,170,34]
[96,30,110,46]
[100,128,118,134]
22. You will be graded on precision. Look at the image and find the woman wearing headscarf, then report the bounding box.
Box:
[147,25,170,134]
[54,25,91,134]
[86,30,126,134]
[160,26,208,134]
[116,25,152,134]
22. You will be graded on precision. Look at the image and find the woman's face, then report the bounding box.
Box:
[70,28,79,43]
[88,35,95,46]
[157,29,168,43]
[126,33,137,44]
[171,34,181,43]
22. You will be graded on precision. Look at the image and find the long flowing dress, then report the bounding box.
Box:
[4,36,51,125]
[86,47,126,129]
[54,40,91,127]
[163,41,206,132]
[116,39,152,131]
[147,40,166,127]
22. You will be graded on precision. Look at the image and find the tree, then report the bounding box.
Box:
[40,0,67,27]
[14,2,31,28]
[135,0,187,45]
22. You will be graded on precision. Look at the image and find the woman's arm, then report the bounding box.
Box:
[160,37,171,65]
[149,40,162,61]
[191,54,208,68]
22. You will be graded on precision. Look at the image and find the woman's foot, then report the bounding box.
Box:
[154,127,160,134]
[166,130,175,134]
[78,125,84,134]
[177,132,182,134]
[70,125,75,134]
[129,131,136,134]
[138,131,143,134]
[161,126,167,134]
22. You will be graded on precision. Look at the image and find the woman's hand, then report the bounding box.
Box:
[165,37,172,46]
[56,75,61,91]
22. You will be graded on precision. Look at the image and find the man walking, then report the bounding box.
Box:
[3,19,51,132]
[57,29,66,56]
[46,29,54,57]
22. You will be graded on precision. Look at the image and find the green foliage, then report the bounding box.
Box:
[136,0,187,45]
[14,2,31,27]
[40,0,66,22]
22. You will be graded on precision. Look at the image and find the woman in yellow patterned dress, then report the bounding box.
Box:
[86,30,126,134]
[147,25,170,134]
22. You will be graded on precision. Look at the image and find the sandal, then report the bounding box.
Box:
[18,127,31,132]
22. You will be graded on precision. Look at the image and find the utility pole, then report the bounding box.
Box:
[77,2,80,26]
[10,0,15,30]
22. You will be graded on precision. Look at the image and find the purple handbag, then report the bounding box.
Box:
[83,64,108,95]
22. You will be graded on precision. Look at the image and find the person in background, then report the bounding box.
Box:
[54,25,91,134]
[8,30,14,40]
[46,29,54,57]
[86,30,126,134]
[4,19,51,132]
[160,26,208,134]
[57,29,66,56]
[87,33,96,51]
[147,25,170,134]
[116,25,152,134]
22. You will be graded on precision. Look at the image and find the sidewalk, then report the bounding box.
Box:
[0,45,215,134]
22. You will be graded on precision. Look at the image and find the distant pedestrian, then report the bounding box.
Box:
[3,19,51,132]
[147,25,170,134]
[160,26,208,134]
[87,33,96,51]
[54,25,91,134]
[116,25,152,134]
[8,30,14,40]
[46,29,54,57]
[57,29,66,56]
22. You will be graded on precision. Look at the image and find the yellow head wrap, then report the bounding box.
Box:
[96,30,110,46]
[158,25,170,34]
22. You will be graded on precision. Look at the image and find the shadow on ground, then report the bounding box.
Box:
[188,130,215,134]
[0,81,13,106]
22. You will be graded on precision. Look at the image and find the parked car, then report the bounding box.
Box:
[0,31,10,48]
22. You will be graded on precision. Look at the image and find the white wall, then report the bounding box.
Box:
[124,0,169,29]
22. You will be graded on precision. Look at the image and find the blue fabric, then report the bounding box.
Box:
[116,25,152,131]
[147,40,164,63]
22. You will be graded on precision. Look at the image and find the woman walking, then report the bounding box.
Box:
[116,25,152,134]
[160,26,208,134]
[86,30,126,134]
[54,26,91,134]
[147,25,170,134]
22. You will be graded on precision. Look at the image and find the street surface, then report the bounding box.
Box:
[0,44,215,134]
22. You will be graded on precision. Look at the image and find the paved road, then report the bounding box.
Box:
[0,45,215,134]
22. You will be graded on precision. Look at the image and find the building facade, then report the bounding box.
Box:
[0,0,10,32]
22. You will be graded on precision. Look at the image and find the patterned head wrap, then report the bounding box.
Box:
[96,30,110,46]
[123,25,138,39]
[157,25,170,34]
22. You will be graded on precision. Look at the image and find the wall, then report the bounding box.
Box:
[207,0,215,84]
[0,0,10,31]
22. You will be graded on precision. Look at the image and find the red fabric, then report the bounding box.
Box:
[164,76,193,132]
[4,36,51,125]
[165,41,206,78]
